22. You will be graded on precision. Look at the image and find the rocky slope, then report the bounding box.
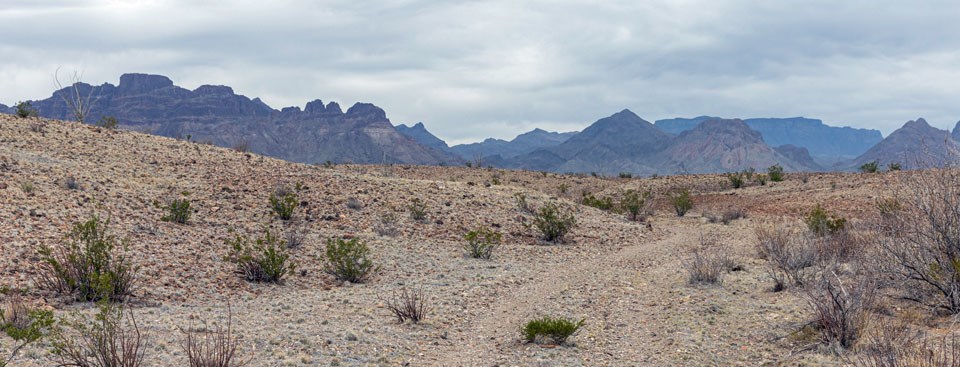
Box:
[17,73,460,165]
[849,118,960,170]
[656,116,882,163]
[395,122,451,154]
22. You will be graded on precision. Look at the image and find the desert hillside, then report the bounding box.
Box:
[0,114,956,366]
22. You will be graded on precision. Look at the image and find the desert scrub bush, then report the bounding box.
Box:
[580,191,615,211]
[743,167,756,180]
[755,223,818,291]
[49,302,148,367]
[225,228,295,283]
[1,293,54,367]
[854,321,960,367]
[64,175,81,190]
[886,162,902,172]
[14,101,36,119]
[755,174,768,185]
[706,207,747,225]
[322,237,377,283]
[805,271,875,352]
[767,164,785,182]
[283,222,306,249]
[464,227,501,259]
[668,188,694,217]
[346,197,363,210]
[96,116,118,130]
[374,212,400,237]
[880,168,960,313]
[182,305,247,367]
[532,202,576,243]
[19,181,34,196]
[620,189,653,222]
[618,172,633,179]
[383,287,430,324]
[684,237,733,285]
[521,316,584,345]
[38,216,137,302]
[860,160,880,173]
[514,192,533,214]
[408,198,428,222]
[805,204,847,236]
[726,171,745,189]
[269,185,298,220]
[161,197,191,224]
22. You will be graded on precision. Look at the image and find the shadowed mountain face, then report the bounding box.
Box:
[849,118,960,170]
[396,122,451,154]
[15,73,461,165]
[449,128,577,160]
[952,120,960,142]
[655,116,882,162]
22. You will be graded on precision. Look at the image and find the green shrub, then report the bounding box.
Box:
[859,160,879,173]
[532,202,576,243]
[19,181,34,196]
[1,294,54,366]
[464,227,501,259]
[742,167,755,181]
[618,172,633,179]
[886,162,902,171]
[322,238,377,283]
[620,189,653,221]
[580,192,615,211]
[14,101,36,119]
[96,116,118,130]
[521,317,584,345]
[767,164,785,182]
[756,174,768,186]
[226,228,295,283]
[269,186,298,220]
[804,205,847,236]
[726,172,745,189]
[161,198,191,224]
[408,198,428,222]
[668,189,694,217]
[37,216,136,302]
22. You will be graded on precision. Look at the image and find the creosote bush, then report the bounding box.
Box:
[269,186,298,220]
[532,202,576,243]
[620,189,653,222]
[14,101,36,119]
[521,317,584,345]
[50,302,148,367]
[383,287,430,324]
[668,189,694,217]
[726,171,745,189]
[860,160,880,173]
[768,164,785,182]
[322,237,377,283]
[408,198,428,222]
[38,216,137,302]
[226,228,295,283]
[464,227,501,259]
[805,204,847,236]
[161,198,191,224]
[96,116,119,130]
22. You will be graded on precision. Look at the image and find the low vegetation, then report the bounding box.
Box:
[383,287,430,324]
[181,306,247,367]
[269,186,298,220]
[322,237,377,283]
[580,191,615,211]
[726,171,745,189]
[408,198,428,222]
[532,202,577,243]
[620,189,653,221]
[768,164,784,182]
[684,238,732,285]
[521,317,585,345]
[161,197,192,224]
[49,303,148,367]
[14,101,36,119]
[805,204,847,236]
[464,227,501,259]
[669,188,694,217]
[1,293,54,367]
[860,160,880,173]
[226,228,295,284]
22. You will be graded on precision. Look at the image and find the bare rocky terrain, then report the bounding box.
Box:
[0,114,956,366]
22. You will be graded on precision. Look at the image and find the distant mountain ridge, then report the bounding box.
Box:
[448,128,577,160]
[395,122,451,154]
[9,73,461,165]
[849,118,960,170]
[655,116,882,163]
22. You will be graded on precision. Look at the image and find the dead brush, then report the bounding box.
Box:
[50,303,149,367]
[684,236,733,285]
[756,224,819,291]
[181,305,247,367]
[383,287,429,324]
[854,321,960,367]
[805,269,876,351]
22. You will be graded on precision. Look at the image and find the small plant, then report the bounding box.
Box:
[490,174,501,185]
[322,160,335,168]
[96,116,118,129]
[269,186,298,220]
[756,174,768,186]
[14,101,36,119]
[532,202,576,243]
[1,294,54,366]
[514,192,533,214]
[37,216,136,302]
[668,189,694,217]
[383,287,430,324]
[756,224,819,291]
[464,227,501,259]
[521,317,584,345]
[860,160,880,173]
[346,197,363,210]
[767,164,784,182]
[284,222,306,249]
[232,140,250,153]
[726,172,745,189]
[742,167,755,180]
[161,198,191,224]
[374,212,400,237]
[618,172,633,179]
[805,271,875,351]
[19,181,34,196]
[64,175,81,190]
[886,162,902,172]
[684,239,732,285]
[408,198,428,222]
[322,237,377,283]
[805,204,846,236]
[580,191,615,211]
[49,302,148,367]
[226,228,295,283]
[181,305,247,367]
[557,183,569,195]
[619,189,653,222]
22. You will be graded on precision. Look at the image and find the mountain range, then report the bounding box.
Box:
[5,72,959,175]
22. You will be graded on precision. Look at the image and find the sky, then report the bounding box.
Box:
[2,1,959,145]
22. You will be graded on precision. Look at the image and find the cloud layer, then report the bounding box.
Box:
[2,0,958,144]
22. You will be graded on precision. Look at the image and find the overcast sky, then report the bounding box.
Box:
[2,1,959,144]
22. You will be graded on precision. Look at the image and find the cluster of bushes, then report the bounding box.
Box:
[859,160,902,173]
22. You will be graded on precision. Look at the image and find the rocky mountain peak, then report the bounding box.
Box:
[194,85,234,95]
[325,101,342,115]
[304,99,326,114]
[118,73,174,93]
[346,103,386,120]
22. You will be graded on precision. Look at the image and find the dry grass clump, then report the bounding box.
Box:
[50,303,148,367]
[804,270,876,352]
[854,320,960,367]
[684,236,734,285]
[383,287,430,324]
[182,306,247,367]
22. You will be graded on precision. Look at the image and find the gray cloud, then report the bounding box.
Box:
[2,0,959,144]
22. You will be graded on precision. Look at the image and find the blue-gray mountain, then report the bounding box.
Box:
[395,122,451,154]
[448,128,577,160]
[655,116,882,164]
[848,118,960,170]
[7,73,462,165]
